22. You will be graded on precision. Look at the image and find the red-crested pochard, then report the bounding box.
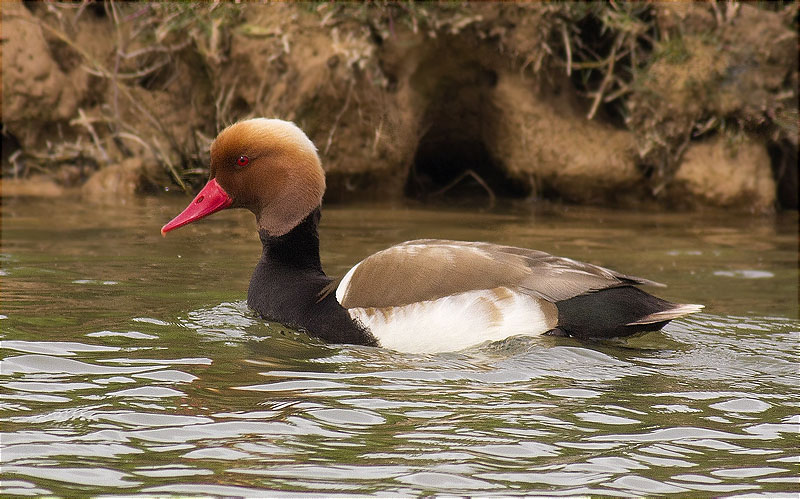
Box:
[161,118,702,353]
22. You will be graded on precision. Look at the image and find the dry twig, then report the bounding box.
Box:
[560,23,572,76]
[431,169,497,208]
[587,33,623,120]
[71,109,110,163]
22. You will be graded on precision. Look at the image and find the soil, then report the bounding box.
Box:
[2,2,797,211]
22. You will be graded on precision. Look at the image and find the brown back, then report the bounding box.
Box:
[337,239,663,308]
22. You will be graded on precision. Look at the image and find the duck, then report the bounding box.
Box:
[161,118,703,353]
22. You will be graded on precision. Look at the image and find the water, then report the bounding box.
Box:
[1,195,798,497]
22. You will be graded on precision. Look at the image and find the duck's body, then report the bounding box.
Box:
[162,118,702,353]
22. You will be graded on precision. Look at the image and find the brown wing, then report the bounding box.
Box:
[335,239,663,308]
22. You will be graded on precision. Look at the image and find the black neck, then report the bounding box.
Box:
[248,207,377,346]
[258,208,324,273]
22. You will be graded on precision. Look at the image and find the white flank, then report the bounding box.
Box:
[335,261,359,304]
[627,303,705,325]
[346,288,552,354]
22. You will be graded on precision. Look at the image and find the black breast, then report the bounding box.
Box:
[247,209,377,346]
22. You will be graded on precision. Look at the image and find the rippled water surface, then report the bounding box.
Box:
[2,195,798,497]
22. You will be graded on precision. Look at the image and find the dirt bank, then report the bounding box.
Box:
[2,2,797,211]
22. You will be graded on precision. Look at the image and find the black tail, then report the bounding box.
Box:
[554,286,702,339]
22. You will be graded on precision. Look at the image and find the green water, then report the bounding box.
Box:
[1,195,798,496]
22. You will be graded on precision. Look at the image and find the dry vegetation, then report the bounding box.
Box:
[2,1,797,210]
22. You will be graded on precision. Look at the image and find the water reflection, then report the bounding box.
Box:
[1,196,798,496]
[1,314,798,496]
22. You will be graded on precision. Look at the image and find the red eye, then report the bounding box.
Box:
[236,155,249,167]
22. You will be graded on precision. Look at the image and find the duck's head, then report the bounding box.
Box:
[161,118,325,237]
